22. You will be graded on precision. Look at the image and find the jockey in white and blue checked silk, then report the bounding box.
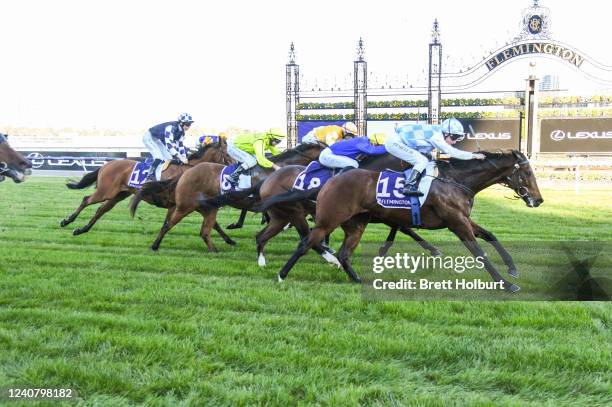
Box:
[142,113,194,181]
[384,117,485,196]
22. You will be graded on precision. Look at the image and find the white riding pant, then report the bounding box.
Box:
[227,142,257,170]
[301,131,319,144]
[143,131,173,161]
[384,134,429,173]
[318,147,358,169]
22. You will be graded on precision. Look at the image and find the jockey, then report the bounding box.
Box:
[199,132,228,146]
[143,113,193,181]
[318,133,387,171]
[226,128,286,187]
[301,121,359,145]
[385,117,486,196]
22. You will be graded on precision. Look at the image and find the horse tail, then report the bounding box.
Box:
[129,177,180,217]
[256,187,321,213]
[200,180,264,209]
[66,168,100,189]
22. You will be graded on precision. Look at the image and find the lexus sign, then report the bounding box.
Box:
[540,119,612,153]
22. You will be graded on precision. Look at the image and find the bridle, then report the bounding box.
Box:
[0,161,8,175]
[486,155,531,199]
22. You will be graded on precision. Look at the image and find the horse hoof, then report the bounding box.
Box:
[72,228,84,236]
[60,219,68,227]
[508,268,519,278]
[151,245,159,252]
[322,251,341,268]
[431,250,442,257]
[278,274,285,283]
[505,283,520,293]
[350,275,362,284]
[226,224,241,230]
[226,239,237,246]
[258,254,266,267]
[378,247,389,257]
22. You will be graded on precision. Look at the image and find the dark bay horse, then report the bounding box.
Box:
[253,153,441,267]
[60,141,232,235]
[129,143,326,252]
[275,150,543,292]
[0,133,32,183]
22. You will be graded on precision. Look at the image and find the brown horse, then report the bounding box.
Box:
[275,150,543,292]
[60,141,232,236]
[0,133,32,183]
[129,143,326,252]
[253,153,441,267]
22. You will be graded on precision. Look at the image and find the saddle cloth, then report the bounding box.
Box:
[220,163,252,193]
[128,158,165,188]
[292,162,335,191]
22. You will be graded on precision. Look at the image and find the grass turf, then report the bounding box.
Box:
[0,177,610,406]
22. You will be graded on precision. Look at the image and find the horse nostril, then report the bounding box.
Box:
[21,160,32,169]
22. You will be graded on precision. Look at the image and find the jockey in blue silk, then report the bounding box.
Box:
[384,117,486,196]
[199,132,228,146]
[142,113,194,181]
[318,133,387,171]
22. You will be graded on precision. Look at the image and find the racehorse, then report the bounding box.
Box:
[60,140,232,236]
[0,133,32,183]
[129,143,326,252]
[252,153,441,267]
[274,150,543,292]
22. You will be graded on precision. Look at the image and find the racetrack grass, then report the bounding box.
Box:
[0,178,610,406]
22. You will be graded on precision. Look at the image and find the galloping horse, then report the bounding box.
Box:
[60,141,232,235]
[0,133,32,183]
[129,143,326,252]
[253,153,441,267]
[274,150,543,292]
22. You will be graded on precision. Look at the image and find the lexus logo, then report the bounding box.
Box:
[26,152,46,169]
[550,130,565,141]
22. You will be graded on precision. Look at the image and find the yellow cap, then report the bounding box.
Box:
[267,127,287,138]
[218,132,228,139]
[368,133,386,145]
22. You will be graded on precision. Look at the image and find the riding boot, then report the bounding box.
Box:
[146,159,163,182]
[401,169,424,196]
[227,166,245,187]
[337,166,355,175]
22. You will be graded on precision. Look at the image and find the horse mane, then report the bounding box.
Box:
[270,143,323,162]
[187,142,221,160]
[437,149,517,170]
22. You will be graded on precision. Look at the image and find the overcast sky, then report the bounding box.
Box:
[0,0,609,132]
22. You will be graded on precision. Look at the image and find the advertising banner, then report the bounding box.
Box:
[540,118,612,153]
[455,119,521,151]
[19,151,127,171]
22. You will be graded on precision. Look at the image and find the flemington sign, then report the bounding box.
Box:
[485,42,585,71]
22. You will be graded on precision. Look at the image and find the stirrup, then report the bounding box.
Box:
[402,184,423,196]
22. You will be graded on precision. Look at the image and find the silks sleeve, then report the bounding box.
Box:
[253,139,275,168]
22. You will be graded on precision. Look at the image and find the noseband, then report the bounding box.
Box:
[0,161,8,175]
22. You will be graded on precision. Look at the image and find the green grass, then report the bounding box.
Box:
[0,178,611,406]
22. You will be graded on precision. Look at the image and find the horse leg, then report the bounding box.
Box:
[399,226,442,257]
[255,215,289,267]
[470,220,518,278]
[151,207,188,251]
[336,218,368,283]
[278,227,327,282]
[261,212,270,225]
[378,227,398,257]
[199,209,219,252]
[449,219,519,293]
[212,222,236,246]
[227,208,247,229]
[60,195,97,227]
[73,191,131,235]
[291,215,340,268]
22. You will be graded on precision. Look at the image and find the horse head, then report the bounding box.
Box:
[188,140,234,166]
[0,134,32,183]
[503,150,543,208]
